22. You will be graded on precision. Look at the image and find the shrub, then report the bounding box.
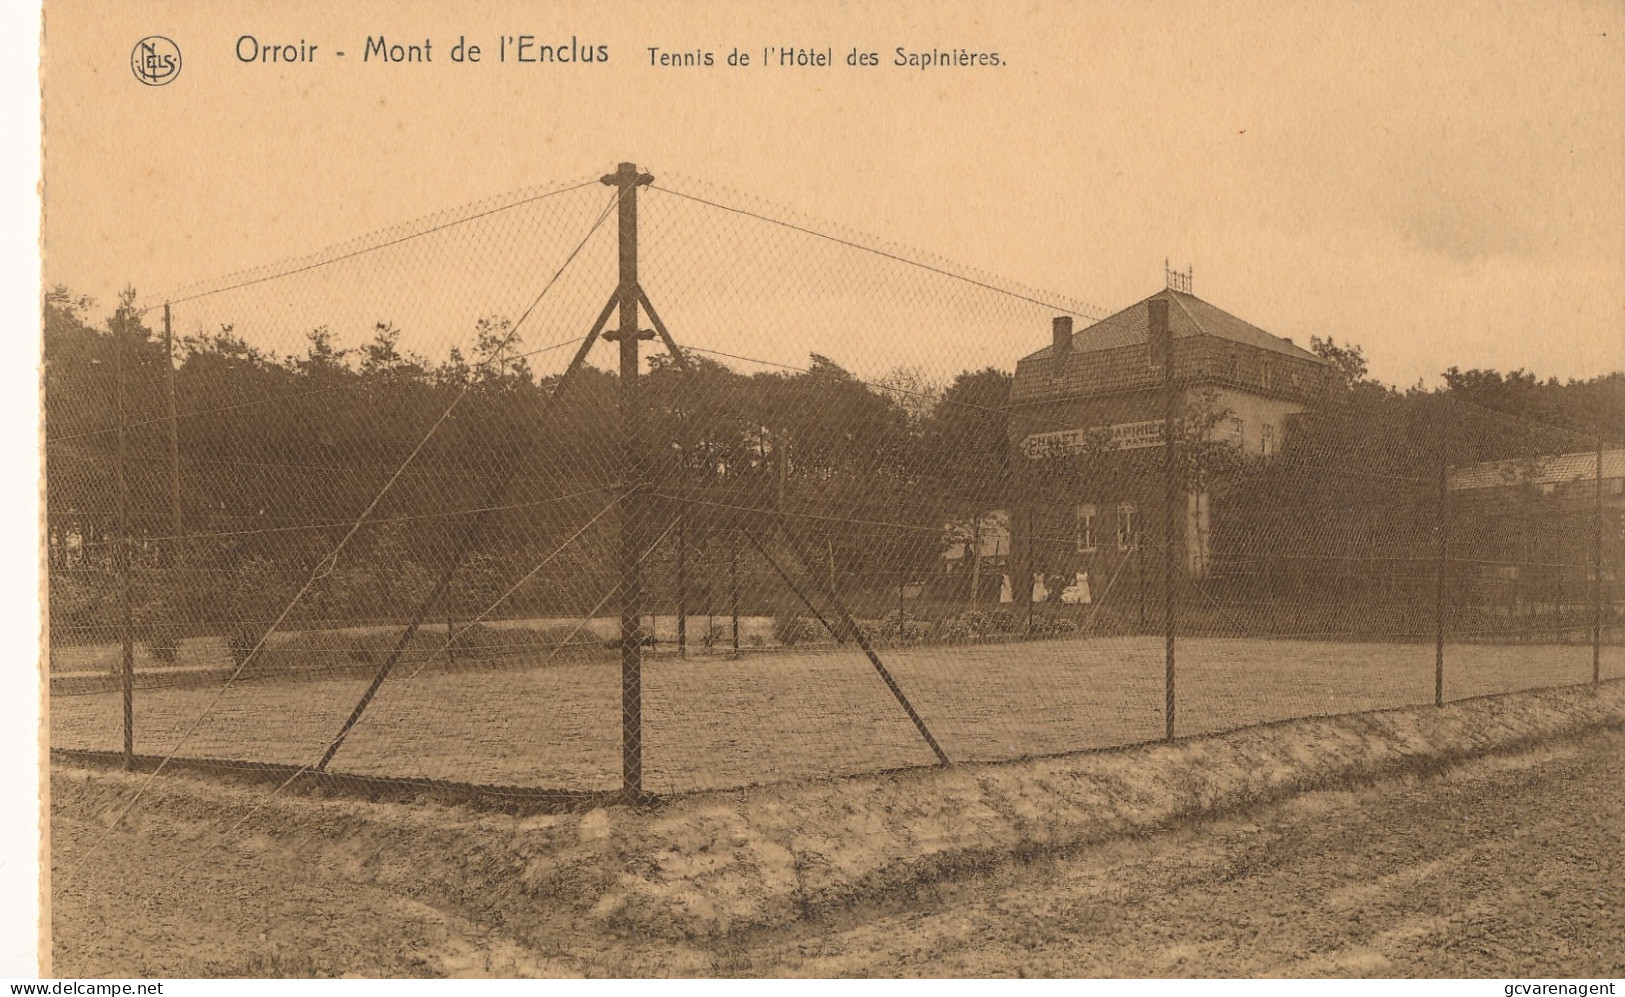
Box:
[702,622,728,649]
[985,608,1019,634]
[939,616,972,642]
[903,620,934,642]
[135,601,184,663]
[47,571,115,638]
[935,609,1015,642]
[773,614,824,646]
[875,610,933,643]
[958,610,996,637]
[252,628,345,672]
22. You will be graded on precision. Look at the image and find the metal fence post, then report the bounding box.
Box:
[897,560,906,638]
[1152,297,1176,741]
[1595,438,1604,686]
[116,310,134,767]
[968,513,982,607]
[1435,459,1449,707]
[1025,505,1035,637]
[677,512,687,660]
[164,303,181,562]
[730,535,740,659]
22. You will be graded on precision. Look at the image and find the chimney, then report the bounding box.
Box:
[1051,315,1073,357]
[1148,297,1170,369]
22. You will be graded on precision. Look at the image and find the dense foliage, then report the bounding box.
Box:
[45,287,1617,646]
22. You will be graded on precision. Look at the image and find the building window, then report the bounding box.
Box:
[1117,502,1140,550]
[1226,357,1240,381]
[1262,423,1275,455]
[1076,504,1097,552]
[1261,363,1273,390]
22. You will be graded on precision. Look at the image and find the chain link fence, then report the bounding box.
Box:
[47,165,1624,804]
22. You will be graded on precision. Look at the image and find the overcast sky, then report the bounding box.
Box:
[41,0,1625,388]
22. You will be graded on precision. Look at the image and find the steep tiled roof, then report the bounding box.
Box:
[1021,289,1325,365]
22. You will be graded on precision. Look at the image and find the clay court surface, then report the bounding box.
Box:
[50,634,1624,794]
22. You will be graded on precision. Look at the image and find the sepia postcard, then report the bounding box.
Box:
[23,0,1625,984]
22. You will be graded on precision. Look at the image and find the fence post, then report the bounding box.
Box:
[677,513,687,660]
[164,303,181,560]
[602,161,654,802]
[969,513,982,606]
[1595,438,1604,686]
[116,310,134,767]
[897,559,905,638]
[1435,459,1449,707]
[1025,505,1035,637]
[1152,297,1176,741]
[1137,532,1147,631]
[730,535,740,659]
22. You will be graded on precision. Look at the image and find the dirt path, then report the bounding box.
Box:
[698,729,1625,978]
[52,726,1624,978]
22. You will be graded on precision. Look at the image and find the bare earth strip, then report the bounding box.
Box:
[706,729,1625,978]
[50,710,1625,977]
[50,636,1624,793]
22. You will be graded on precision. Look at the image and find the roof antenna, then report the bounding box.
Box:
[1164,258,1193,294]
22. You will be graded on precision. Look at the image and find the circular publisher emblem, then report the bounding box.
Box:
[131,36,182,86]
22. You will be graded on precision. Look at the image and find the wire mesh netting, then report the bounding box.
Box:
[46,164,1624,807]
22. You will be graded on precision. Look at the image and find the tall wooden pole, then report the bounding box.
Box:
[602,162,654,802]
[1152,298,1176,741]
[115,312,134,766]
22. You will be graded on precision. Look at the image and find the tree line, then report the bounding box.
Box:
[44,287,1619,647]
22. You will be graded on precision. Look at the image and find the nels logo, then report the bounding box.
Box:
[131,36,182,86]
